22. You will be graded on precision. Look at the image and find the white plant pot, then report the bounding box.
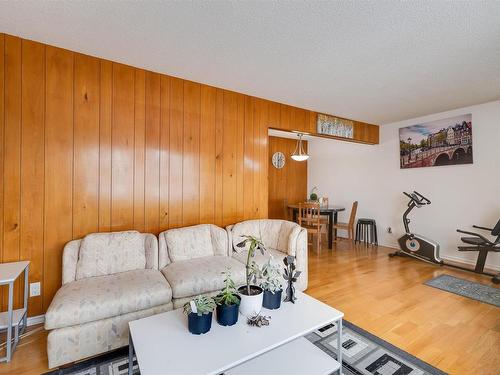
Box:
[238,285,263,317]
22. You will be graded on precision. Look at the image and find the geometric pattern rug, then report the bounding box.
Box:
[305,320,447,375]
[424,274,500,307]
[45,320,447,375]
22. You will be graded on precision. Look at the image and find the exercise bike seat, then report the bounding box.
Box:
[460,237,486,246]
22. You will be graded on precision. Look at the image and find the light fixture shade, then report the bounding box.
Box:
[291,133,309,162]
[291,154,309,161]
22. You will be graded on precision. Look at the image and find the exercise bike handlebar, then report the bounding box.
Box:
[403,191,431,205]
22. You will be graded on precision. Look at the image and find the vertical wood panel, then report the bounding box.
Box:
[20,40,45,315]
[133,69,146,232]
[199,85,216,224]
[159,76,170,231]
[3,35,22,308]
[0,34,4,308]
[182,81,201,226]
[98,61,112,232]
[259,100,269,218]
[214,89,224,227]
[235,94,245,223]
[144,72,161,233]
[243,96,254,219]
[73,54,100,239]
[44,46,74,310]
[222,91,238,226]
[111,64,135,230]
[268,102,280,129]
[168,78,183,228]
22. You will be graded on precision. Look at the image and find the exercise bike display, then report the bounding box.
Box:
[389,191,442,264]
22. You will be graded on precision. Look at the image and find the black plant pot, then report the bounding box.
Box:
[187,312,213,335]
[262,289,282,310]
[216,302,239,326]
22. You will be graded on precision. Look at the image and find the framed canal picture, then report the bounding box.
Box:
[399,114,472,169]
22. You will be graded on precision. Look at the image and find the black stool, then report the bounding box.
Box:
[355,218,378,245]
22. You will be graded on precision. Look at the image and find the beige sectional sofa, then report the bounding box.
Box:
[45,220,307,368]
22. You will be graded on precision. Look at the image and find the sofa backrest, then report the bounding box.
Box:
[62,231,158,284]
[158,224,228,268]
[229,219,300,254]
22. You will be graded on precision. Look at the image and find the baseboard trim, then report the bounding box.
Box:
[378,242,500,273]
[27,314,45,326]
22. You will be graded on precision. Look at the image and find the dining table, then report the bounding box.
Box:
[287,204,346,249]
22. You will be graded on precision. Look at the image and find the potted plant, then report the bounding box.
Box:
[260,258,283,310]
[236,235,266,317]
[214,269,240,326]
[309,186,318,201]
[183,295,216,335]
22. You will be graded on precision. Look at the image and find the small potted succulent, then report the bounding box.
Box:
[236,235,266,317]
[260,258,283,310]
[214,269,240,326]
[309,186,318,201]
[183,295,216,335]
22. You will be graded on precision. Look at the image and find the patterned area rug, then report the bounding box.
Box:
[45,320,446,375]
[424,274,500,307]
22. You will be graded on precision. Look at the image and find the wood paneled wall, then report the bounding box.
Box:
[0,34,377,316]
[268,137,308,220]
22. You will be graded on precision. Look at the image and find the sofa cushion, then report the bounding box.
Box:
[232,247,285,269]
[45,269,172,330]
[231,219,299,254]
[165,225,215,262]
[162,256,246,299]
[75,231,146,280]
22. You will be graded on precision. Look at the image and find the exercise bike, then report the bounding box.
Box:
[390,190,500,284]
[389,191,442,264]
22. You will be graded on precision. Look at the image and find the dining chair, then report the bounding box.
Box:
[333,201,358,241]
[298,202,325,252]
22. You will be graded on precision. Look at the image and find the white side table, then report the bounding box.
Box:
[0,261,29,362]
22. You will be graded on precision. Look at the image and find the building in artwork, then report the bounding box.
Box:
[426,121,471,148]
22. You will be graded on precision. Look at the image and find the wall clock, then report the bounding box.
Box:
[272,151,285,169]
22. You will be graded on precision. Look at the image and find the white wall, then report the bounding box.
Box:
[308,100,500,269]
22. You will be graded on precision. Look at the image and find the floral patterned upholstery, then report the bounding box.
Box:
[45,269,172,330]
[162,256,246,299]
[227,219,308,291]
[47,302,172,368]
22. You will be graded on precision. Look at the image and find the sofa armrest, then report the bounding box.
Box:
[288,227,308,291]
[62,240,81,285]
[226,224,235,257]
[144,233,159,270]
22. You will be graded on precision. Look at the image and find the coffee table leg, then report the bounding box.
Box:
[128,333,134,375]
[337,318,343,374]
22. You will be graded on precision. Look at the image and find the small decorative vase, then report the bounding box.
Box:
[187,312,213,335]
[216,302,239,326]
[238,285,263,317]
[262,289,282,310]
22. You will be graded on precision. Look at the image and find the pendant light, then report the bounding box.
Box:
[291,133,309,161]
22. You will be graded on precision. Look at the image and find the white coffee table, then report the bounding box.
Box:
[128,291,343,375]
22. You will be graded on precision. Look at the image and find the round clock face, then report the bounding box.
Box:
[272,152,285,169]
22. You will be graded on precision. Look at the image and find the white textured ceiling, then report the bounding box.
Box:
[1,1,500,124]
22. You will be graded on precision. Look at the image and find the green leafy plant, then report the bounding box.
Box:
[236,235,266,295]
[214,268,240,306]
[260,258,283,294]
[309,186,318,201]
[183,295,216,316]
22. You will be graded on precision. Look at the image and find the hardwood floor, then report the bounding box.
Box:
[0,241,498,374]
[308,241,500,375]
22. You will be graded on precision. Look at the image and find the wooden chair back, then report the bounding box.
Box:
[298,202,321,229]
[348,201,358,227]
